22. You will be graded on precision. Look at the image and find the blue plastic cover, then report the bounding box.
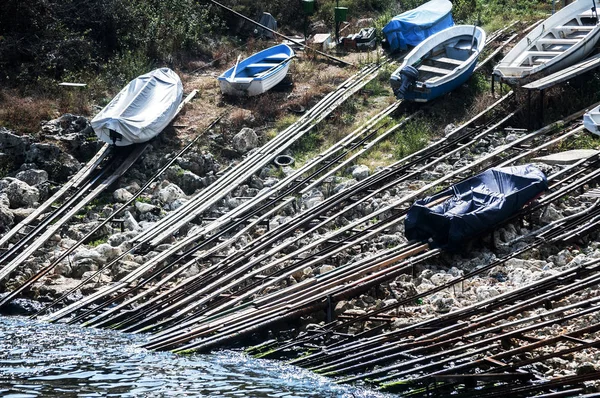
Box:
[383,0,454,52]
[404,165,548,249]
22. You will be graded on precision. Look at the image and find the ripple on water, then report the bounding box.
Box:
[0,317,394,397]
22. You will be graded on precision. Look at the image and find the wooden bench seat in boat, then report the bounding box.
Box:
[418,64,453,75]
[431,56,463,66]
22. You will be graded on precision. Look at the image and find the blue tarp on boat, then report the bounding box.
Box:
[405,165,548,249]
[382,0,454,53]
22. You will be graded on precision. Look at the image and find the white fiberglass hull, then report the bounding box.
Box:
[494,0,600,84]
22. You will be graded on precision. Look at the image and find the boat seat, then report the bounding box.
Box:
[555,25,594,31]
[230,77,254,83]
[431,56,463,66]
[247,63,279,69]
[578,10,597,19]
[264,54,290,61]
[525,51,562,57]
[418,64,452,75]
[538,38,580,45]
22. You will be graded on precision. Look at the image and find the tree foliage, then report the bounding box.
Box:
[0,0,225,86]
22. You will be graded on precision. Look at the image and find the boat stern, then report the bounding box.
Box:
[583,111,600,136]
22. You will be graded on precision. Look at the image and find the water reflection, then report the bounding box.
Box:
[0,317,391,397]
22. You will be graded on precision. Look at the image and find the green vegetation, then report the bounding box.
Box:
[559,131,600,151]
[394,118,430,159]
[0,0,225,90]
[87,237,108,247]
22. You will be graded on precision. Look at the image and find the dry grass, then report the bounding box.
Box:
[0,90,58,134]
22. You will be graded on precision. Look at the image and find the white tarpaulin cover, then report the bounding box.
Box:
[92,68,183,146]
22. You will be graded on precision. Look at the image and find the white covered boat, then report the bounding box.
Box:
[583,103,600,135]
[494,0,600,84]
[389,25,486,102]
[91,68,183,146]
[218,44,294,96]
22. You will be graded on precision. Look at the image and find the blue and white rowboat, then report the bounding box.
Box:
[390,25,486,102]
[218,44,294,96]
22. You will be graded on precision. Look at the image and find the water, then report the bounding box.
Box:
[0,317,392,397]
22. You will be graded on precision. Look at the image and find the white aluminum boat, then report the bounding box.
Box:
[494,0,600,84]
[583,103,600,135]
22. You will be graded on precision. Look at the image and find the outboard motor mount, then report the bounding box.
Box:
[393,65,419,98]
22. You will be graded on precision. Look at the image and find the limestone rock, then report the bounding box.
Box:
[352,165,370,181]
[113,188,134,203]
[302,189,324,209]
[5,179,39,208]
[319,264,335,274]
[10,208,35,222]
[123,211,140,231]
[135,201,158,214]
[94,243,122,261]
[158,183,185,204]
[15,169,48,186]
[112,260,140,280]
[180,171,204,195]
[232,127,258,154]
[0,205,14,232]
[0,294,43,316]
[0,128,31,158]
[71,258,99,278]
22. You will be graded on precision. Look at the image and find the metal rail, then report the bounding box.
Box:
[57,91,516,332]
[43,62,388,324]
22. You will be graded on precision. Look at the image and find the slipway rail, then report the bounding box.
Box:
[139,111,597,355]
[0,90,198,307]
[0,143,111,263]
[43,86,515,329]
[42,61,391,323]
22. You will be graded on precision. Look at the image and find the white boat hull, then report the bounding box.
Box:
[583,104,600,135]
[91,68,183,146]
[494,0,600,83]
[219,61,291,96]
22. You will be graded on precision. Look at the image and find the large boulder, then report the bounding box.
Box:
[0,128,31,160]
[41,114,100,159]
[15,169,48,186]
[5,179,39,208]
[0,294,44,316]
[24,143,81,181]
[232,127,258,154]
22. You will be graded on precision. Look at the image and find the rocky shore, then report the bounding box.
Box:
[2,111,600,383]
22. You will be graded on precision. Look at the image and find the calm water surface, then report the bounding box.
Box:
[0,317,392,397]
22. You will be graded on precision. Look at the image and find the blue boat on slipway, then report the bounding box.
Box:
[218,44,294,96]
[382,0,454,53]
[390,25,486,102]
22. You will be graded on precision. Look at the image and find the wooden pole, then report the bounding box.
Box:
[206,0,354,67]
